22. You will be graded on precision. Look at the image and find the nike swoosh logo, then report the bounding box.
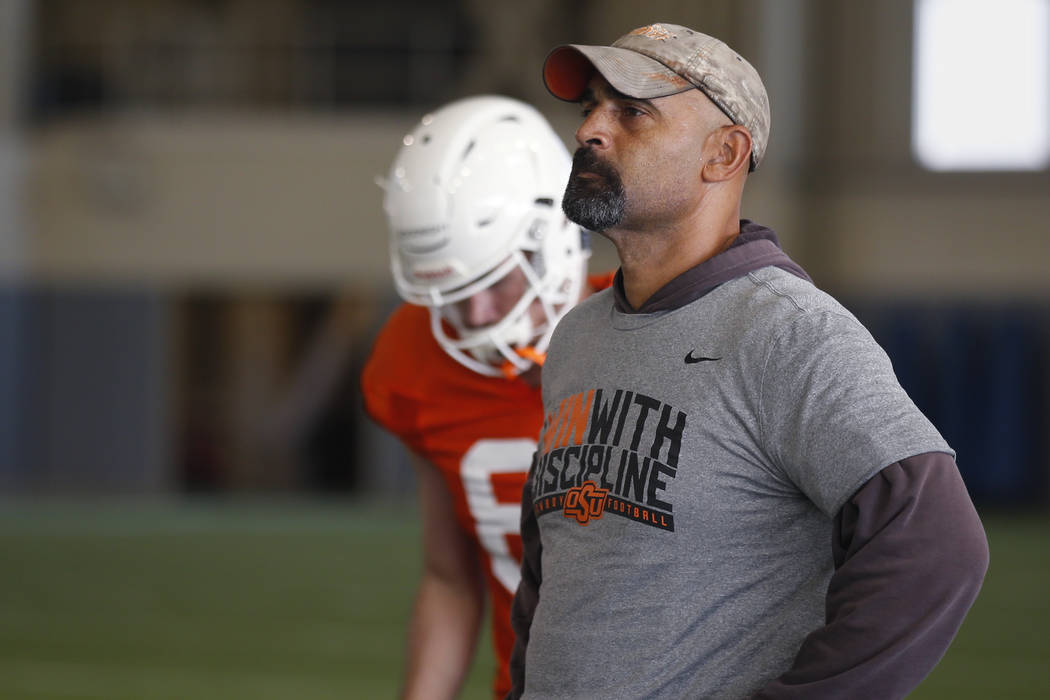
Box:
[684,351,721,364]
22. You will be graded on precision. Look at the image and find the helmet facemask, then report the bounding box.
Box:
[429,244,583,378]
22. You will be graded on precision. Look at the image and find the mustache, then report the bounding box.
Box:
[570,147,619,181]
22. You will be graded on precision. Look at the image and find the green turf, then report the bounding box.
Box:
[0,500,1044,699]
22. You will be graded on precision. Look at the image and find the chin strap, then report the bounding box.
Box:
[500,347,546,380]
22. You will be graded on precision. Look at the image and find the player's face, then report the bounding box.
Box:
[447,264,542,330]
[564,75,724,233]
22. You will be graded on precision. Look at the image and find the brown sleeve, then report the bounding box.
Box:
[505,468,542,700]
[751,452,989,699]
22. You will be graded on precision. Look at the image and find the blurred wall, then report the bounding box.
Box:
[18,0,1050,296]
[796,0,1050,300]
[2,0,1047,500]
[1,0,30,483]
[27,114,408,287]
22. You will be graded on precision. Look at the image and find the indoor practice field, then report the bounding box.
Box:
[1,499,1046,700]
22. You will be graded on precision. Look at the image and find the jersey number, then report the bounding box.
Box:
[460,439,534,594]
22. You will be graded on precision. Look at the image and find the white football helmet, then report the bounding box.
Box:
[383,95,588,378]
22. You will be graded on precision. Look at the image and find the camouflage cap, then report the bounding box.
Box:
[543,22,770,170]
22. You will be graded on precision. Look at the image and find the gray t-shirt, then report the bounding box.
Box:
[523,266,952,699]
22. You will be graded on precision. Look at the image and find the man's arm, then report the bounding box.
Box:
[506,473,541,700]
[400,455,486,700]
[752,452,989,699]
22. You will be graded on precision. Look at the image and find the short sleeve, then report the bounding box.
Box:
[758,310,952,515]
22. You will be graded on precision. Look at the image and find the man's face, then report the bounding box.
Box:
[563,75,728,233]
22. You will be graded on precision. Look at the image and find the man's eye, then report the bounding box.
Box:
[580,107,593,117]
[624,106,645,117]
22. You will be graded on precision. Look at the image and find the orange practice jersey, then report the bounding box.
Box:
[360,274,613,699]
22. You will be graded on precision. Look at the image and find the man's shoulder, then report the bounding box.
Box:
[741,266,841,310]
[363,303,436,384]
[375,301,433,344]
[703,267,875,362]
[362,302,539,444]
[361,303,464,406]
[548,285,613,345]
[567,284,615,320]
[731,267,860,329]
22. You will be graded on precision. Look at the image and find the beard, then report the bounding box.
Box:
[562,148,626,232]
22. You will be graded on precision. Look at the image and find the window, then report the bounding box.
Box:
[913,0,1050,171]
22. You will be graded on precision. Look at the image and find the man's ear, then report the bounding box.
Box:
[701,125,752,182]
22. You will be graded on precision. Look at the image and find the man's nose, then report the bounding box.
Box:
[576,108,610,149]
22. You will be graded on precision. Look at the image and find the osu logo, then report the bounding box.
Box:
[563,481,609,525]
[629,24,672,41]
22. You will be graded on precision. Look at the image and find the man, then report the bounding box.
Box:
[508,23,989,699]
[361,95,612,699]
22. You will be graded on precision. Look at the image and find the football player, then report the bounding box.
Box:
[361,95,613,700]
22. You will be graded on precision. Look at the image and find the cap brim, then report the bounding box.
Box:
[543,44,694,102]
